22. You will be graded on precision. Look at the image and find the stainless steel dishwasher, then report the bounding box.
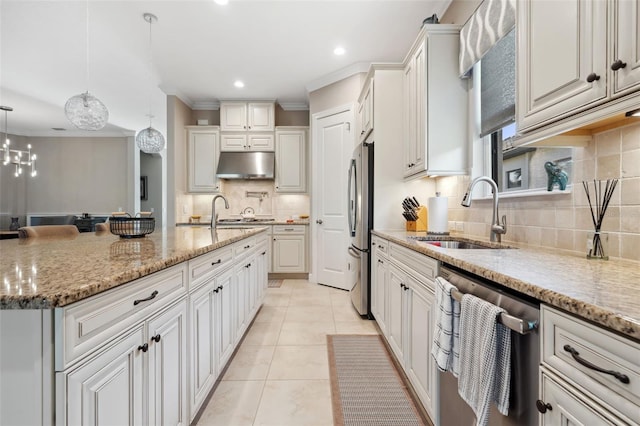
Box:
[438,265,540,426]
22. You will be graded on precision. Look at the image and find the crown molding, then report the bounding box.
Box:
[277,101,309,111]
[305,62,371,93]
[192,100,220,110]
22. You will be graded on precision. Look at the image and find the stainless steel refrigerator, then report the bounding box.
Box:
[347,140,373,317]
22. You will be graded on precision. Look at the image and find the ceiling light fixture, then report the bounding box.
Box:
[136,13,166,154]
[1,106,37,177]
[625,108,640,117]
[334,46,346,56]
[64,0,109,131]
[234,80,245,88]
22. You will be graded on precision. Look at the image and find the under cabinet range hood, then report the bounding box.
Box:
[216,151,275,179]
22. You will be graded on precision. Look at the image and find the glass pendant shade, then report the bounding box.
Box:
[64,91,109,131]
[136,126,165,153]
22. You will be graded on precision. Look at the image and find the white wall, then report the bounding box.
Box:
[26,137,129,215]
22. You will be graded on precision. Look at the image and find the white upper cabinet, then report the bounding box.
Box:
[186,126,220,193]
[517,0,608,132]
[275,127,307,193]
[517,0,640,133]
[402,25,468,179]
[220,102,275,132]
[357,79,373,141]
[220,133,274,151]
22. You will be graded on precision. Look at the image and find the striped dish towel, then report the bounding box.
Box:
[457,293,511,426]
[431,276,461,375]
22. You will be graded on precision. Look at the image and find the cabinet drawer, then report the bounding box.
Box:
[55,263,188,370]
[273,225,306,234]
[234,236,257,256]
[541,305,640,420]
[389,242,437,281]
[371,235,389,257]
[189,246,234,289]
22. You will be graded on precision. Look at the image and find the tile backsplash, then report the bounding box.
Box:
[177,180,310,223]
[440,121,640,261]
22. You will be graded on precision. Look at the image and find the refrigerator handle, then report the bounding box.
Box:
[347,159,357,237]
[348,246,360,259]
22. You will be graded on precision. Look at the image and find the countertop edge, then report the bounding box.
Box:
[0,228,266,310]
[372,230,640,342]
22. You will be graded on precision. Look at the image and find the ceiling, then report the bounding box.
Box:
[0,0,451,138]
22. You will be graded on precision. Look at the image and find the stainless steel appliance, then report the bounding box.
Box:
[347,140,373,317]
[438,265,540,426]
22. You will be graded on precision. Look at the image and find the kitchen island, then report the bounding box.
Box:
[0,226,269,425]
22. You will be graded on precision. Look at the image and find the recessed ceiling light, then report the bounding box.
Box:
[234,80,244,88]
[214,0,229,5]
[334,46,346,56]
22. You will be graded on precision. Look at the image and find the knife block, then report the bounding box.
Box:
[406,206,428,232]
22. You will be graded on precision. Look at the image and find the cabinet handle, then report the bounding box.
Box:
[213,287,219,293]
[403,284,409,291]
[151,334,161,343]
[245,263,251,268]
[611,59,627,71]
[407,163,415,168]
[284,228,294,231]
[400,283,405,289]
[212,259,222,265]
[217,285,223,291]
[535,400,552,414]
[138,343,149,353]
[586,73,600,83]
[244,245,251,249]
[316,219,323,224]
[563,344,630,384]
[378,259,384,263]
[261,251,266,255]
[133,290,158,306]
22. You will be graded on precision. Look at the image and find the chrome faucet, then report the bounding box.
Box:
[210,195,229,231]
[461,176,507,242]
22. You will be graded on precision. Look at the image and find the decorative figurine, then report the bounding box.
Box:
[544,161,568,191]
[9,217,20,231]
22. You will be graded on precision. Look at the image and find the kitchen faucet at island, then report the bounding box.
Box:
[461,176,507,242]
[210,194,229,231]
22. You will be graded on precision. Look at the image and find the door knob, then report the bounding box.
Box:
[316,219,323,224]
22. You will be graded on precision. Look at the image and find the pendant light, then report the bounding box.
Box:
[1,106,37,177]
[64,0,109,130]
[136,13,165,154]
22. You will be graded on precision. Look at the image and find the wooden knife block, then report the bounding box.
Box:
[406,206,428,232]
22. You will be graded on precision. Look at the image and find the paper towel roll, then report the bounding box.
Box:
[427,194,449,234]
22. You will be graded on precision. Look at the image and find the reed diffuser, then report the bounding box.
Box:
[582,179,618,260]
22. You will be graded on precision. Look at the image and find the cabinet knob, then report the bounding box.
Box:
[213,287,219,293]
[378,259,384,264]
[138,343,149,353]
[586,73,600,83]
[611,59,627,71]
[316,219,323,224]
[535,399,552,414]
[212,259,222,265]
[151,334,161,343]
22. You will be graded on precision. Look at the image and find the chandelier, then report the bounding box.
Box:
[136,13,165,154]
[64,0,109,131]
[1,106,37,177]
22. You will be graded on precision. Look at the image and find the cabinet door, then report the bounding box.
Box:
[247,103,275,131]
[62,326,144,426]
[275,129,307,193]
[221,103,248,131]
[189,281,215,419]
[413,44,425,173]
[216,266,235,370]
[517,0,608,131]
[403,57,417,177]
[272,234,306,273]
[188,128,220,193]
[147,299,188,426]
[359,80,373,141]
[539,371,623,425]
[387,264,405,365]
[612,0,640,95]
[247,134,275,151]
[220,134,248,151]
[372,254,389,335]
[256,243,269,304]
[405,278,436,419]
[234,260,250,340]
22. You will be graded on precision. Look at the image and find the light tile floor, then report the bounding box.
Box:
[195,278,379,426]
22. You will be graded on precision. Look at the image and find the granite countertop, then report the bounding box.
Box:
[0,227,266,309]
[373,230,640,342]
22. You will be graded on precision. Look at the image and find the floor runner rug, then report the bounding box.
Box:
[267,279,283,288]
[327,334,427,426]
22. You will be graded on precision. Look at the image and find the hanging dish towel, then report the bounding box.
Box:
[431,276,461,376]
[457,294,511,426]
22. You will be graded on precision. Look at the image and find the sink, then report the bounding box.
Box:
[407,236,512,249]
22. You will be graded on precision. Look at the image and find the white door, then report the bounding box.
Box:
[312,107,354,290]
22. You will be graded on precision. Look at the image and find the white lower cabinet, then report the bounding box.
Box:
[59,326,145,426]
[272,225,307,273]
[374,237,438,423]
